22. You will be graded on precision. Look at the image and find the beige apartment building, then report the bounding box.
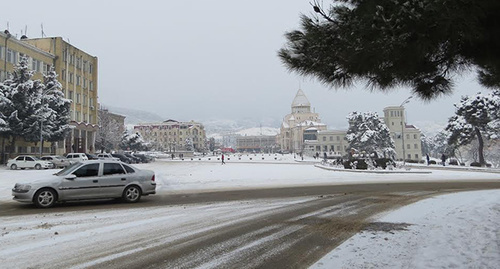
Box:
[1,31,98,159]
[278,89,422,161]
[134,120,206,152]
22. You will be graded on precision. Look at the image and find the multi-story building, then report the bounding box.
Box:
[383,106,422,161]
[1,31,99,159]
[278,89,423,161]
[236,135,278,153]
[134,120,206,152]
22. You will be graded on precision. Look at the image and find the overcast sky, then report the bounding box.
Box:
[1,1,488,133]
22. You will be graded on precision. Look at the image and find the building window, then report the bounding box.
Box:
[43,64,49,75]
[76,93,81,103]
[406,134,410,139]
[61,69,66,81]
[83,95,87,105]
[407,154,411,159]
[336,136,340,141]
[76,111,81,122]
[83,78,87,88]
[69,73,74,83]
[407,144,410,149]
[69,91,74,99]
[329,136,333,141]
[90,98,94,107]
[322,136,326,141]
[415,154,419,159]
[76,75,81,86]
[89,81,93,91]
[414,144,418,149]
[89,63,93,74]
[414,134,417,139]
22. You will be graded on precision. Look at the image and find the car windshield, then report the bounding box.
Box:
[54,162,81,176]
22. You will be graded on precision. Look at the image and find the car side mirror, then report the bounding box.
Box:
[65,174,77,180]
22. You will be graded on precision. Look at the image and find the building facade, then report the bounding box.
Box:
[134,120,206,152]
[278,89,423,161]
[236,135,278,153]
[1,31,98,159]
[383,106,422,161]
[278,89,327,152]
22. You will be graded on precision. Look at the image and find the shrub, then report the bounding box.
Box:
[449,159,459,165]
[343,159,368,170]
[429,160,437,165]
[405,159,419,164]
[470,162,481,167]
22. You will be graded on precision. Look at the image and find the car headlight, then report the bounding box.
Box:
[13,183,32,193]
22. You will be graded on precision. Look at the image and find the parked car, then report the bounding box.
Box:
[11,160,156,208]
[97,153,120,161]
[85,153,99,160]
[124,153,141,163]
[7,155,53,170]
[41,155,74,168]
[65,153,89,162]
[111,153,133,164]
[134,153,154,163]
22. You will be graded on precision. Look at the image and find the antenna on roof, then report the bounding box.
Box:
[25,25,27,36]
[41,24,46,37]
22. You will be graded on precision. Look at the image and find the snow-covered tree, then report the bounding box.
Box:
[446,91,500,166]
[346,111,395,159]
[120,131,147,151]
[0,56,45,149]
[422,131,456,158]
[184,138,193,151]
[0,57,70,156]
[95,109,122,152]
[41,67,71,143]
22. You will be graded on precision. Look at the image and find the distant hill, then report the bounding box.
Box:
[103,105,165,125]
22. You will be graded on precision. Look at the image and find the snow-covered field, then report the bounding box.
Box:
[0,156,499,268]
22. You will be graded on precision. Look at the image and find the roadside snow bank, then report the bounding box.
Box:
[310,190,500,268]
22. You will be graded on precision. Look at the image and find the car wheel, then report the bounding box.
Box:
[35,164,42,170]
[122,185,141,203]
[10,164,17,170]
[34,188,57,208]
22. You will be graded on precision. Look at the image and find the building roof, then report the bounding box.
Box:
[291,89,311,107]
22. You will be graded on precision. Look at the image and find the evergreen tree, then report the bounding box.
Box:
[185,138,193,151]
[42,67,71,143]
[446,91,500,166]
[0,56,45,149]
[346,111,395,158]
[279,0,500,99]
[120,131,147,151]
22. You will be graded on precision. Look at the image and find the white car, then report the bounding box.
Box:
[65,153,89,162]
[7,155,53,170]
[41,155,74,168]
[97,153,120,161]
[11,160,156,208]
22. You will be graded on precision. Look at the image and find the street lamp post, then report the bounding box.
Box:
[3,30,12,82]
[400,96,412,165]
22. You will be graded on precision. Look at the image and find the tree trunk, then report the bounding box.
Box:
[475,127,486,166]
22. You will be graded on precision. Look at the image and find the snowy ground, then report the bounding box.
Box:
[0,156,499,268]
[310,189,500,268]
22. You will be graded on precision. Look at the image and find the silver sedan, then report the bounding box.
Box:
[12,160,156,208]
